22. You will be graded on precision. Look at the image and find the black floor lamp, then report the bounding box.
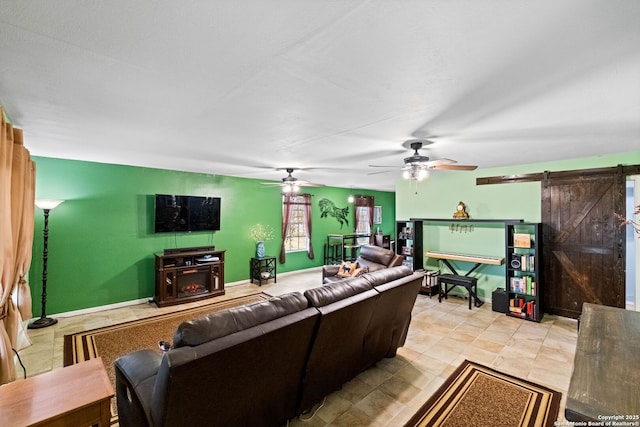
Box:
[29,199,64,329]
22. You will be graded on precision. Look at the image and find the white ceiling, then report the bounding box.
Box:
[1,0,639,191]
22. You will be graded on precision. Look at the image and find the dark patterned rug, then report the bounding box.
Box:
[404,360,561,427]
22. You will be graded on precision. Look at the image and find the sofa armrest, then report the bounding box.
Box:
[115,350,163,427]
[388,254,404,268]
[322,264,340,279]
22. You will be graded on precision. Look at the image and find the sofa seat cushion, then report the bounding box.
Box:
[351,266,369,277]
[173,292,308,348]
[356,259,385,272]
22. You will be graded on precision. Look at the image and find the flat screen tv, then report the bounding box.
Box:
[154,194,221,233]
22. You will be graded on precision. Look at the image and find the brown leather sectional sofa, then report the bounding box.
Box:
[114,265,422,427]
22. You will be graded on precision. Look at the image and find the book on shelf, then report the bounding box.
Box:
[509,277,536,295]
[509,298,536,319]
[508,303,525,316]
[517,254,535,271]
[525,301,536,319]
[512,253,526,271]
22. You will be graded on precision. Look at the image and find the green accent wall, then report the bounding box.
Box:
[31,157,395,315]
[396,151,640,301]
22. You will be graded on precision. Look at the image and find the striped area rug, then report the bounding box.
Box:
[405,360,561,427]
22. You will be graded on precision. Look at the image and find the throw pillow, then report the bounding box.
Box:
[337,261,358,277]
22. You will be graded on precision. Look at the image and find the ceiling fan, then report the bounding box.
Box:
[261,168,325,193]
[369,139,477,180]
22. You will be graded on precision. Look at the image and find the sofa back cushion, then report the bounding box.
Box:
[361,265,413,287]
[363,270,423,365]
[304,276,373,307]
[173,292,308,348]
[300,277,379,411]
[359,244,394,266]
[356,245,404,272]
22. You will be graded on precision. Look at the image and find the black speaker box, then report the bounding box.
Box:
[492,288,508,313]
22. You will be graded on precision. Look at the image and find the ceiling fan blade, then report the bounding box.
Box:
[260,180,325,187]
[424,158,457,167]
[368,164,401,168]
[296,180,325,187]
[431,164,478,171]
[367,169,396,176]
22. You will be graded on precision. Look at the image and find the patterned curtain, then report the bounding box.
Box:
[0,107,35,385]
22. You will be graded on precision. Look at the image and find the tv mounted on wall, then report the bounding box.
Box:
[154,194,221,233]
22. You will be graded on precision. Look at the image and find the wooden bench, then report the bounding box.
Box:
[566,303,640,421]
[437,274,482,310]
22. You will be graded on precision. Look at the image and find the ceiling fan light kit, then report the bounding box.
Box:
[403,166,429,181]
[282,183,300,194]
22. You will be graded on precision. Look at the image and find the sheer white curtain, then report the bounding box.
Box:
[354,195,374,245]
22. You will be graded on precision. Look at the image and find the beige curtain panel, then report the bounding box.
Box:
[0,106,36,385]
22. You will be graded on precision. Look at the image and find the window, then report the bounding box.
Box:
[355,206,371,235]
[284,197,308,252]
[354,195,374,244]
[280,193,314,263]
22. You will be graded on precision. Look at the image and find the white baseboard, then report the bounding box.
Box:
[54,266,324,317]
[54,297,152,318]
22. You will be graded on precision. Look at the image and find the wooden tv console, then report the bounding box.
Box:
[154,246,225,307]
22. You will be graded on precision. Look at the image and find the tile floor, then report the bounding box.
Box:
[15,268,577,426]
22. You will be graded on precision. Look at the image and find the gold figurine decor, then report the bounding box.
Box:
[453,201,469,219]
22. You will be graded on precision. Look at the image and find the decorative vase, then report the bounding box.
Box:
[256,241,265,258]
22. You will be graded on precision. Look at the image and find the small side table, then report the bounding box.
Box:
[250,256,277,285]
[0,357,114,427]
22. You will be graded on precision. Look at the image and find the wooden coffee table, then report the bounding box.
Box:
[0,357,114,426]
[566,303,640,421]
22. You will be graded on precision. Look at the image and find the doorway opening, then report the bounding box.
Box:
[626,176,639,311]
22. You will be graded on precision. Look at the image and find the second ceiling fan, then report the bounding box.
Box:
[261,168,325,193]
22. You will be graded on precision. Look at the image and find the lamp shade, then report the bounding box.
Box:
[35,199,64,210]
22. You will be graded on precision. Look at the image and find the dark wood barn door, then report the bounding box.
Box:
[541,170,626,318]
